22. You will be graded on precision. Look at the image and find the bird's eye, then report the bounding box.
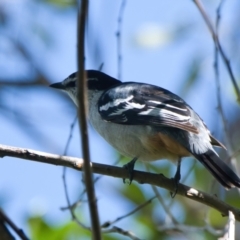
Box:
[66,81,76,88]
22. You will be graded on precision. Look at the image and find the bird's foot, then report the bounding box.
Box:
[123,157,138,184]
[170,158,182,198]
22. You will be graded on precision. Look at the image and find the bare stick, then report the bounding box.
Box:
[101,196,156,228]
[212,1,240,190]
[62,115,78,215]
[0,208,29,240]
[103,226,142,240]
[77,1,101,239]
[116,0,127,80]
[193,0,240,102]
[144,163,178,224]
[1,144,240,221]
[158,222,225,236]
[214,0,230,149]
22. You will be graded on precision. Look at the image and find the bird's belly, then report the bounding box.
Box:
[89,111,189,162]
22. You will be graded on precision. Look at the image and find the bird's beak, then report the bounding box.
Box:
[49,82,65,90]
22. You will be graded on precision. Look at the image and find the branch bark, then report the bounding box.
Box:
[0,208,29,240]
[1,144,240,221]
[77,0,101,239]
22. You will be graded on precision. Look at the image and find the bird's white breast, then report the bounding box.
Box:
[88,91,180,162]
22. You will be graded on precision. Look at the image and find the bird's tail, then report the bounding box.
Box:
[195,150,240,189]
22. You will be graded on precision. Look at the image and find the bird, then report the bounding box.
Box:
[50,70,240,196]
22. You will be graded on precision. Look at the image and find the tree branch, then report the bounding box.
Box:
[101,196,156,228]
[192,0,240,103]
[77,0,101,239]
[116,0,127,80]
[1,144,240,221]
[0,208,29,240]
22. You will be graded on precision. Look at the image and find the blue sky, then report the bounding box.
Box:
[0,0,240,238]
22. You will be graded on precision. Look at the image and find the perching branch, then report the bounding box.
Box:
[77,1,101,239]
[1,144,240,221]
[192,0,240,103]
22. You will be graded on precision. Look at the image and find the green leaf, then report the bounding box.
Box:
[36,0,77,8]
[208,208,227,227]
[120,182,147,205]
[28,216,90,240]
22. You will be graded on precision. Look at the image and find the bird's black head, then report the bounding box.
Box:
[86,70,122,91]
[50,70,121,93]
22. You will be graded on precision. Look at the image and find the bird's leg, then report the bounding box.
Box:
[123,157,138,184]
[171,158,182,198]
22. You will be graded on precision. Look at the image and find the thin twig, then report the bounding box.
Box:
[214,0,229,147]
[61,157,121,212]
[212,0,240,191]
[192,0,240,102]
[116,0,126,80]
[226,148,240,163]
[1,144,240,221]
[77,1,101,239]
[144,163,178,224]
[61,158,121,211]
[60,175,101,211]
[158,222,225,237]
[63,115,78,156]
[98,63,104,71]
[151,185,178,224]
[0,208,29,240]
[62,115,78,216]
[102,196,156,228]
[103,226,142,240]
[212,0,230,193]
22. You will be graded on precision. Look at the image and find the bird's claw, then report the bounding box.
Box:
[170,158,181,198]
[123,157,138,184]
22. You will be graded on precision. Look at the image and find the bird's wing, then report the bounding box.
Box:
[98,82,199,134]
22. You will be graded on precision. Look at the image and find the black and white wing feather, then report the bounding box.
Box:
[98,82,199,134]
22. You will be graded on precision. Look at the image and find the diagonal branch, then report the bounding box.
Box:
[192,0,240,103]
[101,196,156,228]
[1,144,240,221]
[0,208,29,240]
